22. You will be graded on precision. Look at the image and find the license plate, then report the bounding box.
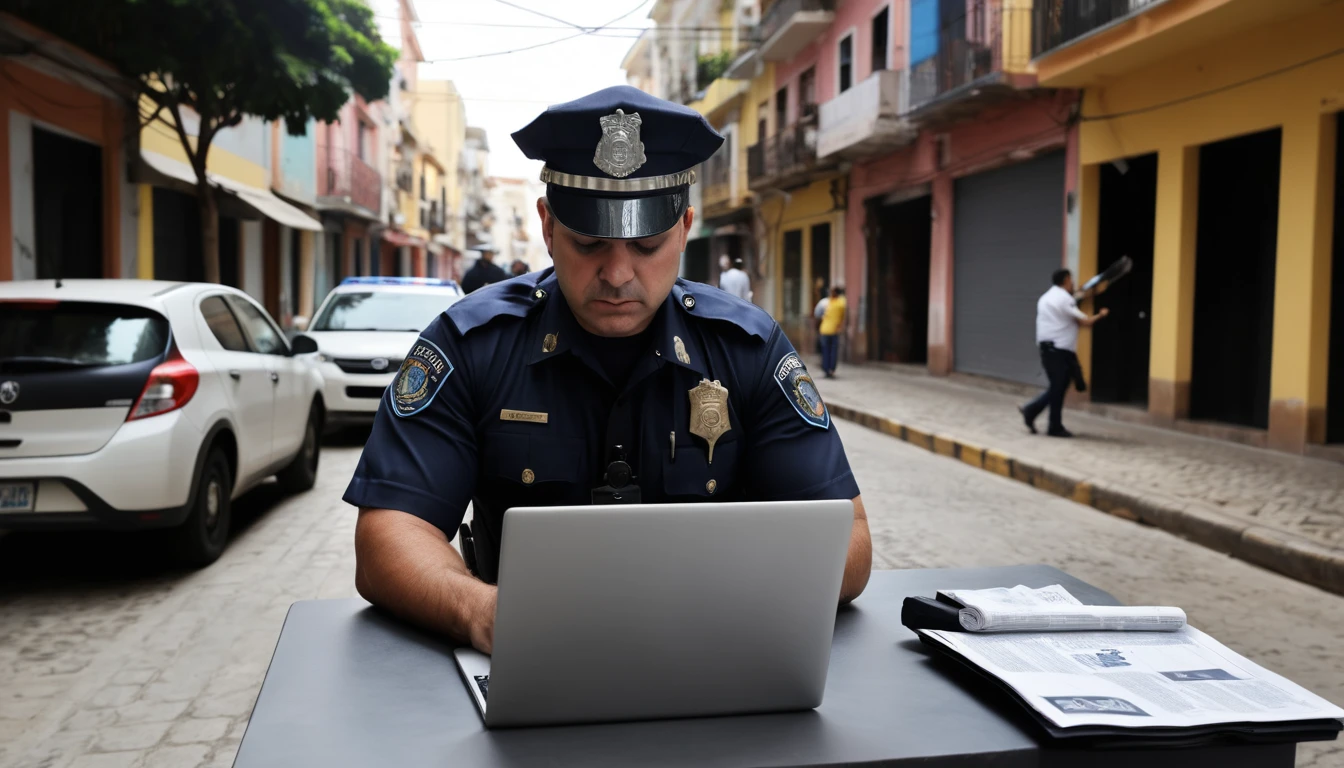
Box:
[0,482,35,513]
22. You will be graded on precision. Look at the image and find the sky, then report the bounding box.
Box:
[380,0,657,181]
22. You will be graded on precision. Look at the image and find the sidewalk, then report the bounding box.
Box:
[810,357,1344,595]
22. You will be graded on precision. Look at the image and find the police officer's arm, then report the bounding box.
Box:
[744,330,871,603]
[343,318,497,652]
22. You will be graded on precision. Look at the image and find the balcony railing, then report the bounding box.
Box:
[317,147,381,216]
[425,201,446,233]
[817,69,915,160]
[701,146,735,213]
[759,0,835,48]
[907,1,1030,111]
[747,119,821,190]
[1033,0,1165,58]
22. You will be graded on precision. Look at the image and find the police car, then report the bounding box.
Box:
[296,277,464,430]
[0,280,325,566]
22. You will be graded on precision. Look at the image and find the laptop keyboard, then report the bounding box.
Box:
[474,675,489,701]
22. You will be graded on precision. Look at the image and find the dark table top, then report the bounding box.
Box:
[234,565,1293,767]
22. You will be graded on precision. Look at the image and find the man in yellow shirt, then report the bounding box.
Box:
[818,285,847,378]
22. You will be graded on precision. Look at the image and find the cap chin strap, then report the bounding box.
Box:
[540,166,696,193]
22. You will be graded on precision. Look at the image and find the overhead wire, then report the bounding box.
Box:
[422,0,654,62]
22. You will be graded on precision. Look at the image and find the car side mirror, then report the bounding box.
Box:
[293,315,309,331]
[290,334,319,356]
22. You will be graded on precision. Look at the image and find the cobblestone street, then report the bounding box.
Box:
[2,424,1343,767]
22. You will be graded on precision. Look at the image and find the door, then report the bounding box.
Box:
[1329,116,1344,444]
[32,127,103,279]
[227,295,307,464]
[781,229,804,344]
[953,151,1067,385]
[197,295,274,479]
[871,195,931,363]
[1092,154,1156,405]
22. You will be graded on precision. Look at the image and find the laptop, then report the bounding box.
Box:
[453,499,854,728]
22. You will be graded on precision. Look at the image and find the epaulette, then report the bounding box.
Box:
[671,279,775,342]
[446,269,557,336]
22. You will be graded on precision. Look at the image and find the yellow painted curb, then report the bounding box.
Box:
[959,441,985,469]
[933,435,958,458]
[904,425,933,451]
[984,449,1013,477]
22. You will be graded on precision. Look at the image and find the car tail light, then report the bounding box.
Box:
[128,346,199,421]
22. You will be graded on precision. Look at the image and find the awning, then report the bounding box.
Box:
[139,150,322,232]
[380,229,427,248]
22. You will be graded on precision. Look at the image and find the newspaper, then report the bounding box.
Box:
[920,625,1344,729]
[940,584,1187,633]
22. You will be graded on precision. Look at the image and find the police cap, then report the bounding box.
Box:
[511,85,724,240]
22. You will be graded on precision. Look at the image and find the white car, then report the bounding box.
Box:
[296,276,464,429]
[0,280,325,566]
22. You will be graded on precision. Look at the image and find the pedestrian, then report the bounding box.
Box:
[461,245,508,293]
[344,85,870,653]
[717,255,751,302]
[510,259,530,277]
[818,285,846,378]
[813,288,829,355]
[1019,269,1109,437]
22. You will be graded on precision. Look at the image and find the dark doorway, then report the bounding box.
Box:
[782,229,804,342]
[219,216,241,288]
[152,188,202,282]
[870,194,931,363]
[1191,129,1281,429]
[1328,114,1344,443]
[32,127,103,279]
[288,229,302,321]
[1092,153,1157,405]
[683,238,711,284]
[809,222,831,318]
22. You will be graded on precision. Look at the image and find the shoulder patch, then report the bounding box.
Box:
[774,352,829,429]
[390,337,454,417]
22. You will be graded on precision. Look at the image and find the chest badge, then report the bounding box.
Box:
[688,379,731,464]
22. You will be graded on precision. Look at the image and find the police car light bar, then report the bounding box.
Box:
[340,276,459,287]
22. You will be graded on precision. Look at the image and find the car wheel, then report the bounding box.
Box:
[276,404,321,494]
[171,447,232,567]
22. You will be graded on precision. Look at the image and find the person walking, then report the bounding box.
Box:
[717,255,752,301]
[461,246,508,293]
[1019,269,1108,437]
[818,285,846,378]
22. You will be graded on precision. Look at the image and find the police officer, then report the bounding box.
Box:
[345,86,870,654]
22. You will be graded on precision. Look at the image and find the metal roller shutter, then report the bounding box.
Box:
[953,150,1066,385]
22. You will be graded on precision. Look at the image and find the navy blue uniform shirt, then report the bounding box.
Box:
[343,269,860,576]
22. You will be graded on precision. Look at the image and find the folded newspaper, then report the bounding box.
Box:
[940,584,1187,633]
[913,586,1344,745]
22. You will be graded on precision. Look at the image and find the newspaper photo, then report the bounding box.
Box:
[939,584,1187,633]
[920,625,1344,729]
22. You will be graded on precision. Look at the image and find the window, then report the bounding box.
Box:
[757,101,768,142]
[872,8,890,73]
[0,301,169,369]
[799,68,817,118]
[357,122,369,161]
[227,296,287,356]
[200,296,250,353]
[311,291,452,333]
[775,86,788,133]
[838,34,854,93]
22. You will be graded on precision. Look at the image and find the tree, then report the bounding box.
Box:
[6,0,397,283]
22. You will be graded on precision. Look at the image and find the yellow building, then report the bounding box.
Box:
[412,80,468,253]
[1036,0,1344,455]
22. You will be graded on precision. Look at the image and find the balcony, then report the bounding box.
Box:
[700,146,739,217]
[817,69,917,160]
[420,201,447,234]
[906,0,1034,122]
[1033,0,1165,58]
[758,0,835,63]
[747,118,831,191]
[316,147,381,219]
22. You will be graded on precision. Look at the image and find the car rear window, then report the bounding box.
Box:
[0,301,169,372]
[311,291,457,332]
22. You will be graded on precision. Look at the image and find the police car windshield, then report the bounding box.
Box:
[311,292,451,332]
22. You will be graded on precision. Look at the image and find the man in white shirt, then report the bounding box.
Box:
[717,255,752,302]
[1019,269,1109,437]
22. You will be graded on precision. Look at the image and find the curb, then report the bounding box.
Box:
[827,400,1344,597]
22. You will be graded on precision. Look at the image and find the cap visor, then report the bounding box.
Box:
[546,185,688,240]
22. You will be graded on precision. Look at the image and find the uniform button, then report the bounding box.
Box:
[682,295,696,309]
[522,469,535,485]
[706,479,716,494]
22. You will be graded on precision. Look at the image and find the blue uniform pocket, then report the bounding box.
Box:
[482,432,586,487]
[661,438,739,499]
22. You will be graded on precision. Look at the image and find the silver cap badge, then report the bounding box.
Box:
[593,109,646,178]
